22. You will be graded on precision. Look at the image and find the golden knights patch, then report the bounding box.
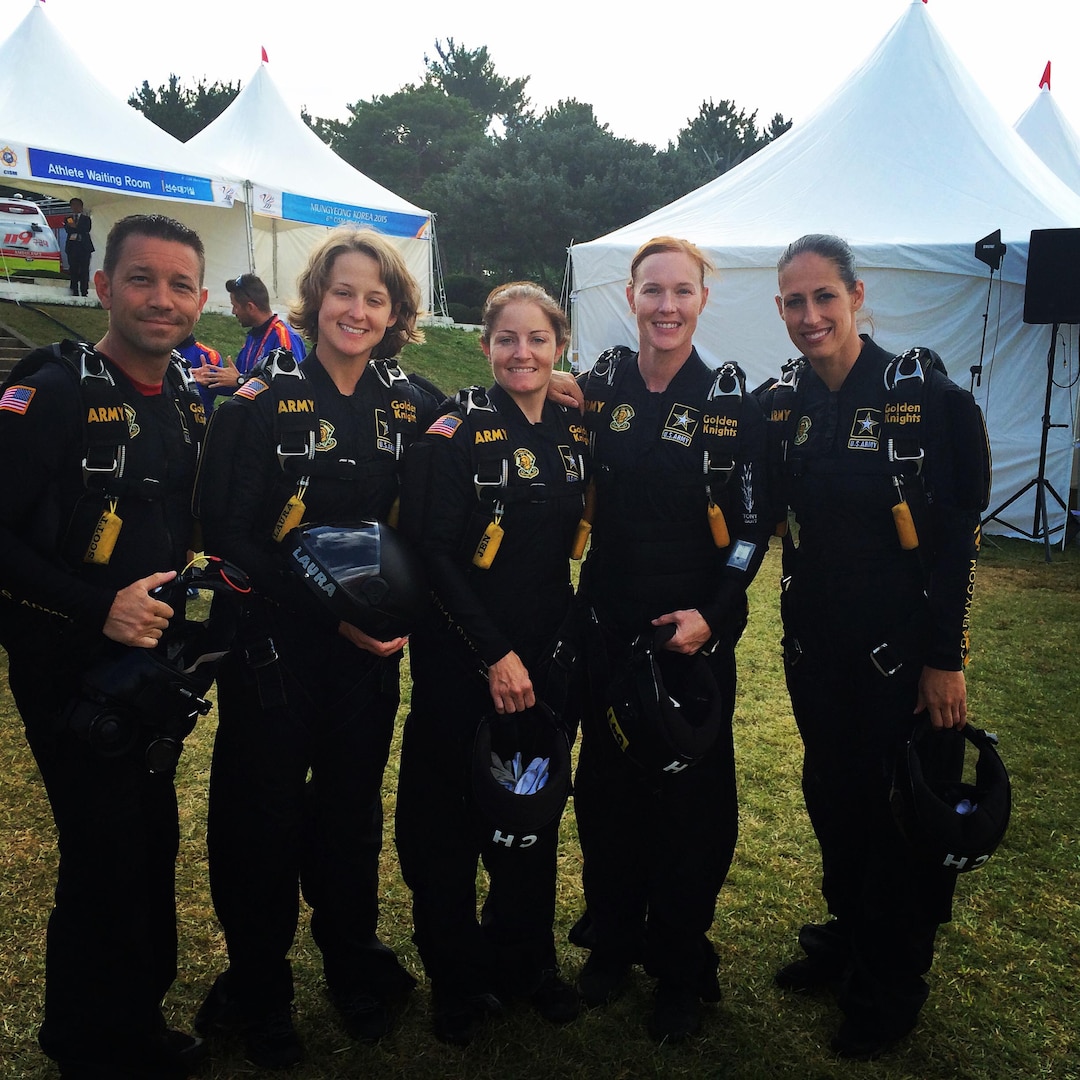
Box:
[514,447,539,479]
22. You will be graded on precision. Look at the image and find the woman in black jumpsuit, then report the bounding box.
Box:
[759,234,991,1060]
[396,282,586,1045]
[573,237,771,1044]
[193,228,437,1068]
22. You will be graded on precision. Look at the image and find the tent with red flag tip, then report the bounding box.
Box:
[187,55,436,315]
[1015,65,1080,196]
[570,0,1080,541]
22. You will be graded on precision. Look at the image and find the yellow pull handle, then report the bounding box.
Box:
[892,500,919,550]
[472,520,504,569]
[707,500,730,549]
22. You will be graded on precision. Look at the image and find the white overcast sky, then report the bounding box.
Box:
[25,0,1080,148]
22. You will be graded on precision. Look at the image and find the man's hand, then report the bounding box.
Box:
[338,621,408,657]
[547,370,584,413]
[192,362,240,390]
[916,666,967,730]
[103,571,177,647]
[488,651,535,714]
[651,609,713,655]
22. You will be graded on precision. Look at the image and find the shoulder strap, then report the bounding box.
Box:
[450,386,511,499]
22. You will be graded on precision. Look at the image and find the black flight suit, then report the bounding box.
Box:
[194,352,437,1016]
[575,347,771,992]
[757,336,991,1039]
[395,386,587,999]
[0,345,201,1069]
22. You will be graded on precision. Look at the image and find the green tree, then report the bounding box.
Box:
[424,38,531,131]
[424,100,666,287]
[128,74,240,142]
[312,84,489,206]
[666,98,792,187]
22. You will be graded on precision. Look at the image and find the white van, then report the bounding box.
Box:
[0,198,63,278]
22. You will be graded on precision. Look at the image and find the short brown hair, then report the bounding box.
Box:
[289,228,423,359]
[480,281,569,347]
[103,214,206,284]
[225,272,270,312]
[628,236,715,287]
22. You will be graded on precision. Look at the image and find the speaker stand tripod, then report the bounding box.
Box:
[982,322,1070,563]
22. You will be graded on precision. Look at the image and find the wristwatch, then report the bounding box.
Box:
[236,374,246,387]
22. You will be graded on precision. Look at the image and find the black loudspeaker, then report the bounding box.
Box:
[1023,229,1080,325]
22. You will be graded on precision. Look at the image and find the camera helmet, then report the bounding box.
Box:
[605,632,725,775]
[471,701,572,845]
[286,521,427,639]
[890,718,1011,873]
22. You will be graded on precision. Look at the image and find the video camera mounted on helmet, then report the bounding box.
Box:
[65,554,250,773]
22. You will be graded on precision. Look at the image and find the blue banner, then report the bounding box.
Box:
[28,148,217,203]
[280,192,428,237]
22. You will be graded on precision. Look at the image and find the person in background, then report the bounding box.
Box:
[63,197,94,297]
[193,228,438,1070]
[0,214,209,1078]
[757,233,991,1060]
[396,282,586,1045]
[572,236,771,1044]
[192,273,306,399]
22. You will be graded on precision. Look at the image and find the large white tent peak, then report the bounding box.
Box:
[577,0,1080,281]
[1015,78,1080,196]
[187,59,434,311]
[188,61,430,238]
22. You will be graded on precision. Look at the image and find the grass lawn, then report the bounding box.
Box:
[1,537,1077,1079]
[0,301,498,395]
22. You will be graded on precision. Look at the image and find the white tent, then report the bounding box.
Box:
[187,60,435,315]
[1015,74,1080,195]
[570,0,1080,541]
[0,2,248,308]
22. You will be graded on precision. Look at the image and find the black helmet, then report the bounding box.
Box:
[890,719,1011,873]
[605,632,725,775]
[471,701,572,848]
[286,521,427,639]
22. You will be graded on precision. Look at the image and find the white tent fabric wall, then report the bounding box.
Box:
[0,3,247,309]
[187,63,434,316]
[570,0,1080,541]
[1015,87,1080,195]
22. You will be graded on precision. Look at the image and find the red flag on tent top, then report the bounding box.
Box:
[1039,61,1051,90]
[261,46,269,63]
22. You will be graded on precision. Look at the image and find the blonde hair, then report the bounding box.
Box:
[289,228,424,358]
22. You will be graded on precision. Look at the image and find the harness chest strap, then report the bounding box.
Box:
[774,347,936,554]
[50,341,203,563]
[582,347,746,550]
[258,349,418,540]
[449,385,586,569]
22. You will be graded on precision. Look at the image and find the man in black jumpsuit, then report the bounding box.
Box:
[575,333,771,1042]
[0,215,209,1078]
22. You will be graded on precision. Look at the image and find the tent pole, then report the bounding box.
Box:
[243,181,255,274]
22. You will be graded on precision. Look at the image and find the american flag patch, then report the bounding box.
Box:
[427,414,462,438]
[0,385,35,415]
[236,377,269,400]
